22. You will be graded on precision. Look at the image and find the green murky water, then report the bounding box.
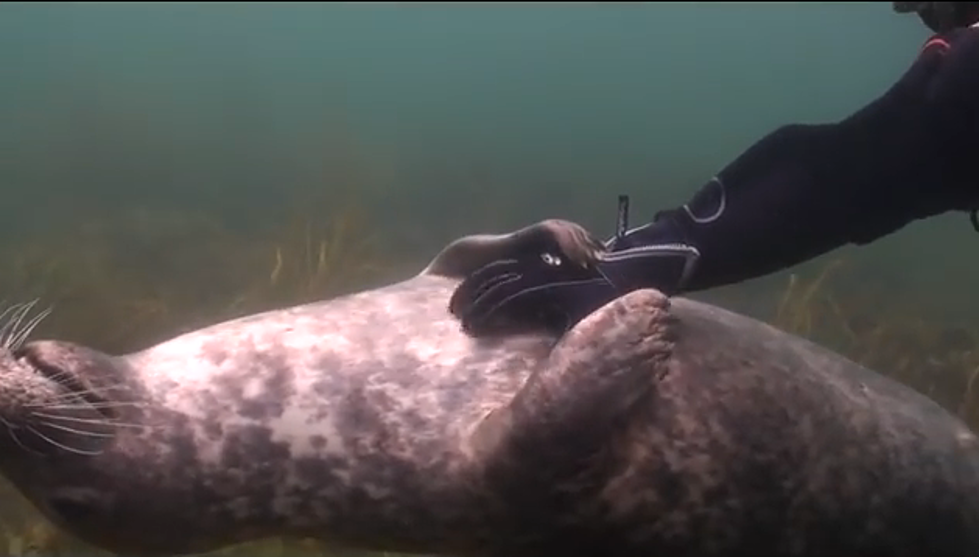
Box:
[0,2,971,555]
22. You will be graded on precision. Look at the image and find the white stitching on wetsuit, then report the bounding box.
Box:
[683,176,727,224]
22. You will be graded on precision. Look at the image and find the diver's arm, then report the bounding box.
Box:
[602,122,858,294]
[450,8,979,337]
[601,31,979,295]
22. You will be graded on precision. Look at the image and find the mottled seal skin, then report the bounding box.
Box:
[0,219,976,557]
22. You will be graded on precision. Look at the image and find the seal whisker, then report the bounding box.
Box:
[30,412,146,430]
[8,306,52,351]
[34,393,94,404]
[30,401,143,411]
[0,417,43,456]
[42,368,85,384]
[32,419,115,439]
[31,381,135,409]
[6,300,40,347]
[30,399,146,410]
[0,301,27,330]
[70,384,130,396]
[0,301,38,350]
[41,385,132,402]
[0,303,20,347]
[45,373,86,390]
[43,390,110,401]
[26,424,104,456]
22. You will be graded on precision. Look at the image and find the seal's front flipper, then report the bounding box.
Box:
[469,288,675,472]
[422,219,604,280]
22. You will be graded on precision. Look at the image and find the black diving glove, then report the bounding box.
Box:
[449,209,699,337]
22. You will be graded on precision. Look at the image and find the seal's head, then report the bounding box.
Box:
[0,301,161,554]
[0,301,120,459]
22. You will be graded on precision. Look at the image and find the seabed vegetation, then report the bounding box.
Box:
[771,258,979,423]
[0,203,976,557]
[0,200,416,557]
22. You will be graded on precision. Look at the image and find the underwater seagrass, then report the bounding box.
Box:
[770,259,979,428]
[0,202,412,557]
[0,219,975,557]
[0,205,976,557]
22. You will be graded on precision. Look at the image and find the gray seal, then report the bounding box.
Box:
[0,219,977,557]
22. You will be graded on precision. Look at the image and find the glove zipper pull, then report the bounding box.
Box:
[616,194,630,241]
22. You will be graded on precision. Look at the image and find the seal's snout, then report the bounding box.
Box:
[14,342,110,416]
[0,340,129,457]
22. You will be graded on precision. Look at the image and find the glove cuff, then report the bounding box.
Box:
[597,242,700,296]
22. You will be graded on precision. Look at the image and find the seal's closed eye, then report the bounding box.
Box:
[42,487,115,543]
[46,494,96,525]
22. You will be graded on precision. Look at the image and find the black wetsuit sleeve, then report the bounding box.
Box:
[614,28,979,294]
[924,29,979,149]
